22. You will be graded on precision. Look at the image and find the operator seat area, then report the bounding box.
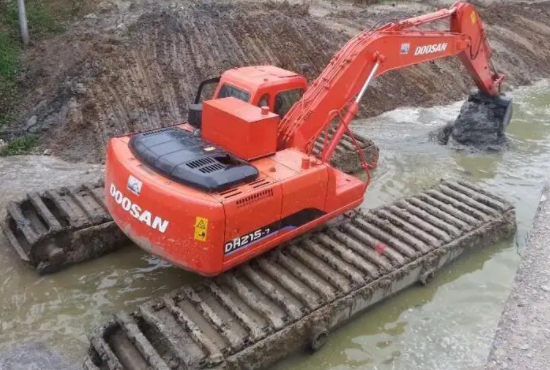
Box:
[129,127,259,192]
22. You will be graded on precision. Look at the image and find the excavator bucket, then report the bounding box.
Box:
[438,91,513,149]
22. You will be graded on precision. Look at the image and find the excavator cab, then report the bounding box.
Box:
[188,66,307,128]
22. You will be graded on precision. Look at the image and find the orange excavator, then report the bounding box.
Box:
[105,1,511,276]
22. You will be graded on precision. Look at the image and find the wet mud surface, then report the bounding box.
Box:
[2,1,550,162]
[433,92,513,150]
[0,157,101,204]
[0,341,75,370]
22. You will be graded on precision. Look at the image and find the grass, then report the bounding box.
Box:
[0,31,19,79]
[0,135,38,156]
[1,0,65,39]
[0,30,20,128]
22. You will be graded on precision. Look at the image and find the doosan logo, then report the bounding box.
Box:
[414,42,448,56]
[109,184,170,233]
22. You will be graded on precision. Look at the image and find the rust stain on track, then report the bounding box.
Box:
[82,180,516,370]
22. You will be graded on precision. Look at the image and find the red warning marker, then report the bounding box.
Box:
[375,243,387,255]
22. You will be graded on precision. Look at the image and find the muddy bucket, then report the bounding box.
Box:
[437,90,513,149]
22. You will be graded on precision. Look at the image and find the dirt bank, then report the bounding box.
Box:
[3,0,550,162]
[485,184,550,370]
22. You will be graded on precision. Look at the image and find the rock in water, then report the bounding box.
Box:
[0,342,75,370]
[435,91,513,150]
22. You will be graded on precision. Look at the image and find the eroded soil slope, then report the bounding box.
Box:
[6,0,550,161]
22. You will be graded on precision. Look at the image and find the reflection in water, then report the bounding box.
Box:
[0,81,549,368]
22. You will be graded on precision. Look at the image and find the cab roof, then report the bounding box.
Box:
[221,66,304,91]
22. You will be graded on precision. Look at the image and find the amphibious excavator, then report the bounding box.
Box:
[103,1,512,276]
[2,3,518,369]
[2,2,512,277]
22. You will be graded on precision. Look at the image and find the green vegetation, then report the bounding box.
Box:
[0,30,20,128]
[1,0,65,39]
[0,135,38,156]
[0,31,19,80]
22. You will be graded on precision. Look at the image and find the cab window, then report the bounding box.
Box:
[217,84,250,102]
[274,88,304,117]
[258,94,270,108]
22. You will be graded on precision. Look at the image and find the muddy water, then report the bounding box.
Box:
[0,81,549,368]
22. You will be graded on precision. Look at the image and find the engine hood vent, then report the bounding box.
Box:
[129,127,259,192]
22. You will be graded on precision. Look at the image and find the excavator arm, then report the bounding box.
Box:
[278,1,506,160]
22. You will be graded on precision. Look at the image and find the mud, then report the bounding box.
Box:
[4,0,345,161]
[85,180,516,370]
[2,0,550,162]
[432,91,514,150]
[316,130,380,172]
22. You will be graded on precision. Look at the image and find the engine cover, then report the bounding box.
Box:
[129,127,258,192]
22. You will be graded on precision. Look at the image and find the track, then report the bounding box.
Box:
[82,180,516,370]
[0,181,126,273]
[0,132,377,274]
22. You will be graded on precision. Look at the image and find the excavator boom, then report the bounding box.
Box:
[279,2,507,156]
